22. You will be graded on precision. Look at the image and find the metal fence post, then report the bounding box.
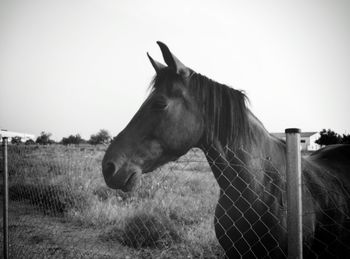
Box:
[285,128,303,259]
[2,137,9,259]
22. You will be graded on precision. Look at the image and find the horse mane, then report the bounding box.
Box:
[189,72,250,145]
[150,69,250,146]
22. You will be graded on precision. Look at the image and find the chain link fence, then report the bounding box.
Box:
[1,136,349,258]
[0,141,223,258]
[203,144,288,258]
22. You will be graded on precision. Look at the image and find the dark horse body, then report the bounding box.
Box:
[102,42,350,258]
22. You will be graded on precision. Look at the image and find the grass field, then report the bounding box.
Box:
[0,144,224,258]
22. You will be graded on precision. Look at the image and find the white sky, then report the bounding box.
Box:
[1,0,349,141]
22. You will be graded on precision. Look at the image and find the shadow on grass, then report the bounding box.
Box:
[6,183,88,215]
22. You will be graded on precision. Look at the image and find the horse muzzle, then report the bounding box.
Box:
[102,161,142,192]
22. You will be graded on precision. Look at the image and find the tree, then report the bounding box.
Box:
[341,134,350,144]
[89,129,111,145]
[25,139,35,145]
[11,136,22,145]
[61,134,86,145]
[36,131,54,145]
[315,129,341,146]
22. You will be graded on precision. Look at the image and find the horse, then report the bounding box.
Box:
[102,42,350,258]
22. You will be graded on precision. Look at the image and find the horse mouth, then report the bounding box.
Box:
[121,171,140,192]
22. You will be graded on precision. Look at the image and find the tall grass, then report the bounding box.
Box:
[1,145,224,258]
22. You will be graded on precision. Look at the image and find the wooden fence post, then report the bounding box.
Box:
[285,128,303,259]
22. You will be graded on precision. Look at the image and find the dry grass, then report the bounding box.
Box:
[0,145,223,258]
[112,210,182,249]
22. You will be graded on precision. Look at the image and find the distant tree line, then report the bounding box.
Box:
[14,128,349,146]
[315,129,350,146]
[16,129,113,145]
[60,129,112,145]
[60,134,85,145]
[36,131,55,145]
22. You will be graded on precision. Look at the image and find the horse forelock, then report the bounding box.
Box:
[149,68,184,92]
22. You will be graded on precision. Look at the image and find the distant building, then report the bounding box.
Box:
[0,129,36,143]
[271,131,320,151]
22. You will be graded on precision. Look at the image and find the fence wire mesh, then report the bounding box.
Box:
[0,144,222,258]
[202,145,288,258]
[0,143,349,258]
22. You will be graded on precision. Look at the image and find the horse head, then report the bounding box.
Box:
[102,42,204,192]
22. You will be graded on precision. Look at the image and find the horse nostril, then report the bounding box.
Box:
[103,162,117,179]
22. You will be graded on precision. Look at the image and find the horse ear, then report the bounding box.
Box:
[147,52,166,74]
[156,41,191,77]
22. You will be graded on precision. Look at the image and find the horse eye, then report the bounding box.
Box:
[151,100,168,110]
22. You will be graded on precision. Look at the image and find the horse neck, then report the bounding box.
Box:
[200,110,287,195]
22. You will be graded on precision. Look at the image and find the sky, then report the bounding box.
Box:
[1,0,349,141]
